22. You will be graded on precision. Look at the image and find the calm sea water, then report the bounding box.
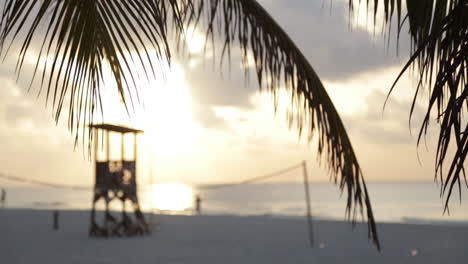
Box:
[1,182,468,224]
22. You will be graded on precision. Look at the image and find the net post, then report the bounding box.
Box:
[302,160,314,247]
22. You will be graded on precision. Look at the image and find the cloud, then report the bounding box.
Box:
[190,102,227,128]
[179,0,411,127]
[0,0,413,131]
[184,59,257,108]
[0,0,429,185]
[0,73,92,185]
[260,0,410,81]
[343,89,426,145]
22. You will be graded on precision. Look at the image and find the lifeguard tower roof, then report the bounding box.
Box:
[89,123,144,134]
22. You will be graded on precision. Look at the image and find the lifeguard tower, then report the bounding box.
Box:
[89,123,149,237]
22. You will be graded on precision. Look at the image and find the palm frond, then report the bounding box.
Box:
[178,0,379,248]
[0,0,176,147]
[0,0,379,249]
[351,0,468,210]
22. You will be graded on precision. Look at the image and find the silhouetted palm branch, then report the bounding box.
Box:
[0,0,379,249]
[353,0,468,211]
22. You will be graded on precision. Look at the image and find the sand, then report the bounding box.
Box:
[1,209,467,263]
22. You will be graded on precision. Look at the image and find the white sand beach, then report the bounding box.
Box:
[1,209,467,264]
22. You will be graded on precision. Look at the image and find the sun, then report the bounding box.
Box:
[184,25,206,54]
[135,62,201,157]
[151,183,194,211]
[94,48,200,154]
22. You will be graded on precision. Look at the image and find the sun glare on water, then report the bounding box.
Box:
[152,183,194,211]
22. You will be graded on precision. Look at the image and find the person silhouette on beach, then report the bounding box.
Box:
[195,195,202,215]
[0,188,5,205]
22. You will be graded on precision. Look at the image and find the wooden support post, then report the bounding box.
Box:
[53,210,59,230]
[134,132,138,181]
[91,128,98,224]
[106,130,110,162]
[121,132,125,218]
[121,132,125,161]
[302,160,314,247]
[94,129,98,163]
[105,130,110,218]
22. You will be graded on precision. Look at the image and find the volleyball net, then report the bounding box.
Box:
[0,160,315,245]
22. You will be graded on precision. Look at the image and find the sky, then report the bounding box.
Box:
[0,0,441,187]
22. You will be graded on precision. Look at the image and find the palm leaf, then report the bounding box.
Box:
[353,0,468,212]
[0,0,380,249]
[178,0,379,248]
[0,0,175,145]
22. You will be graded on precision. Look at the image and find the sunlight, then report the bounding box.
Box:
[151,183,194,211]
[240,51,256,69]
[323,65,415,115]
[93,49,200,158]
[136,63,201,157]
[184,26,206,54]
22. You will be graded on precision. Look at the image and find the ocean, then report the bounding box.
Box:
[1,182,468,225]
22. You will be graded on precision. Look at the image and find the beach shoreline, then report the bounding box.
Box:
[1,208,468,263]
